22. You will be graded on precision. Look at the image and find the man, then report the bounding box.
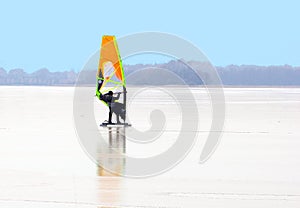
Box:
[100,91,125,124]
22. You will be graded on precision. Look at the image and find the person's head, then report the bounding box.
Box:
[108,91,113,95]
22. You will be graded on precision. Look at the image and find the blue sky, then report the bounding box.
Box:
[0,0,299,72]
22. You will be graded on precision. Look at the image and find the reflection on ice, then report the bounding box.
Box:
[97,127,126,177]
[96,127,126,207]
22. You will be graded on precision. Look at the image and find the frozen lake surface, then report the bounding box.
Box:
[0,86,300,207]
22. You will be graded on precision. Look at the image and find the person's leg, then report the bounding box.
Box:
[116,114,120,124]
[108,106,112,123]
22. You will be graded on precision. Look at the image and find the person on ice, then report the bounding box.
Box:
[100,91,125,124]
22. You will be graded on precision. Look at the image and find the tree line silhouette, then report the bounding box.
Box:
[1,61,299,86]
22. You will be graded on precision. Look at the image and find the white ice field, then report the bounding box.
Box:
[0,86,299,207]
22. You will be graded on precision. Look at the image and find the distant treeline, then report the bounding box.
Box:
[0,68,77,85]
[217,64,300,86]
[1,61,300,86]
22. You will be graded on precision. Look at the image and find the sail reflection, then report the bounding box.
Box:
[96,127,126,207]
[97,127,126,176]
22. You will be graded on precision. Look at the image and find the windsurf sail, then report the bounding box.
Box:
[96,35,127,121]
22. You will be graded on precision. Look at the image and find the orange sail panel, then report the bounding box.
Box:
[96,35,125,98]
[98,35,124,83]
[96,35,128,124]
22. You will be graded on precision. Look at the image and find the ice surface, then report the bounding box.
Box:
[0,86,300,207]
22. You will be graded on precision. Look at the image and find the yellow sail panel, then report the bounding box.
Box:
[97,35,124,83]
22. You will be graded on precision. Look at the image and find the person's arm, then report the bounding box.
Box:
[100,92,110,102]
[114,92,121,100]
[99,93,104,100]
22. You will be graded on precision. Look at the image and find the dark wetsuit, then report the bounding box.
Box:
[101,92,122,123]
